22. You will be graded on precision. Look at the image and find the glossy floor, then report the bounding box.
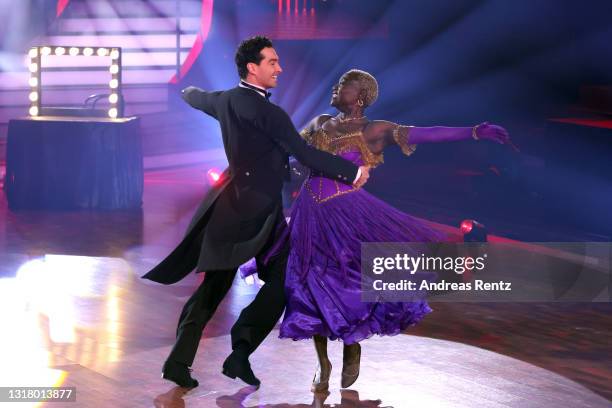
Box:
[0,164,610,407]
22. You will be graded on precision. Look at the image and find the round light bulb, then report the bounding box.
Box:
[108,108,118,118]
[110,49,120,59]
[41,47,51,56]
[29,77,38,87]
[29,63,38,73]
[55,47,65,56]
[109,65,119,74]
[109,79,119,89]
[69,47,80,56]
[28,48,38,58]
[29,106,39,116]
[108,94,118,104]
[29,92,39,102]
[83,47,94,56]
[97,48,108,57]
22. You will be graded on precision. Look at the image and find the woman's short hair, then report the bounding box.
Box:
[341,69,379,107]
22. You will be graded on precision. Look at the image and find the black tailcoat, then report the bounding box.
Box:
[143,86,357,284]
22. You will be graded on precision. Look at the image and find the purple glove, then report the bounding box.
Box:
[474,122,511,144]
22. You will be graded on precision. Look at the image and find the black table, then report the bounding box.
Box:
[5,116,142,210]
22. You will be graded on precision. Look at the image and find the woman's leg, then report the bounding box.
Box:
[341,342,361,388]
[311,335,332,392]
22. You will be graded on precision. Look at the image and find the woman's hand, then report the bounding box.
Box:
[476,122,520,152]
[475,122,510,144]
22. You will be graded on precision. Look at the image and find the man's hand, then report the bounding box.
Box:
[181,86,197,103]
[353,166,370,188]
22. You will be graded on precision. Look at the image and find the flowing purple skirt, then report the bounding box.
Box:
[273,171,445,344]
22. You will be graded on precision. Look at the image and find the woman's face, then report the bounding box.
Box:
[331,77,362,109]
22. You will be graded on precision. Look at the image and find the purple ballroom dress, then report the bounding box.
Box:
[250,127,445,344]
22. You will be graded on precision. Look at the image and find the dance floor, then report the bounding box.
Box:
[0,163,610,407]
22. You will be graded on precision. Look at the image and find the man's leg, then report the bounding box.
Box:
[167,268,237,365]
[221,240,289,386]
[229,240,288,353]
[163,268,236,387]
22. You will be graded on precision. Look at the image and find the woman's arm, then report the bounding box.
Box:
[365,120,511,157]
[300,114,332,137]
[385,121,510,146]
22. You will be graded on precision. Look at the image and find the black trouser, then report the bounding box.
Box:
[166,231,289,367]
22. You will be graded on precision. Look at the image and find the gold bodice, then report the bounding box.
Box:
[300,128,385,167]
[300,125,416,167]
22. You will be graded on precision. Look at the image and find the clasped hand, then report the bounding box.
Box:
[353,166,371,189]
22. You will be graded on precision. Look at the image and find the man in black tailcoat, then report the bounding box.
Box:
[142,36,370,388]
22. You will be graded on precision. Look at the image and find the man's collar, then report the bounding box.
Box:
[239,80,271,100]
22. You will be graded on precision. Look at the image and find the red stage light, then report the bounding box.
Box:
[206,168,221,184]
[461,219,488,242]
[460,220,474,234]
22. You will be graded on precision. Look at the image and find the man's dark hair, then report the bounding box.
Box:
[235,36,274,79]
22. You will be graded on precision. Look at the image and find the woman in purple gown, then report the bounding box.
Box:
[249,69,510,392]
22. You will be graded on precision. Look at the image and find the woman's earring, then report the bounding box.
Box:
[357,99,364,107]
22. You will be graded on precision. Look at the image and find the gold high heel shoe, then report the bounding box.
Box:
[311,335,332,393]
[341,342,361,388]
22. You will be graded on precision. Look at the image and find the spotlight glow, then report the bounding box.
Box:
[108,108,118,118]
[55,47,66,56]
[29,92,39,102]
[460,219,487,242]
[108,94,118,104]
[460,220,474,234]
[206,168,222,184]
[109,79,119,89]
[69,47,80,56]
[29,106,39,116]
[97,48,109,57]
[83,47,94,56]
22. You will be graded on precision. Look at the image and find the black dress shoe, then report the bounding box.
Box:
[222,352,261,387]
[162,360,199,388]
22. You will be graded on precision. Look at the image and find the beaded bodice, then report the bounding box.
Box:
[300,128,383,167]
[298,124,416,203]
[298,127,378,203]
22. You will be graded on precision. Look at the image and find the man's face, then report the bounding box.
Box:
[248,47,282,89]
